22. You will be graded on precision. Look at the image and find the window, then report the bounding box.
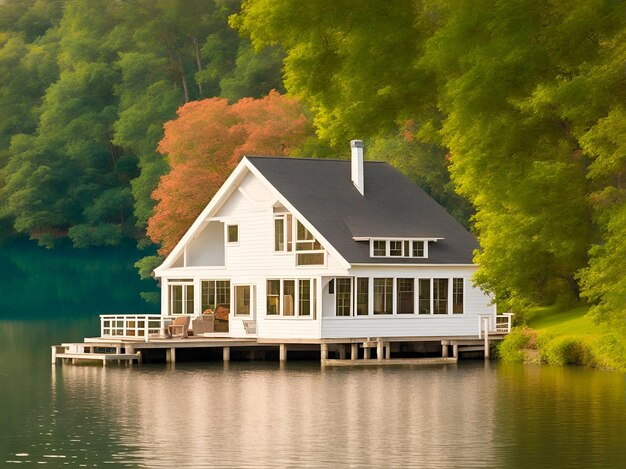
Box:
[299,279,311,316]
[389,240,403,256]
[453,278,464,314]
[370,239,429,258]
[336,278,352,316]
[373,278,393,314]
[418,279,431,314]
[267,279,315,317]
[274,218,284,251]
[234,285,251,316]
[293,220,324,265]
[283,280,295,316]
[201,280,230,312]
[328,279,335,294]
[267,280,280,315]
[356,278,369,316]
[373,240,386,256]
[412,241,425,257]
[170,283,194,315]
[296,252,325,266]
[433,278,448,314]
[296,221,321,251]
[397,278,414,314]
[227,225,238,243]
[273,214,293,252]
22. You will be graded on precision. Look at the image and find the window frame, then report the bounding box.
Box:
[335,277,353,317]
[233,284,253,317]
[373,278,394,314]
[226,224,239,245]
[265,278,316,318]
[169,280,195,316]
[396,278,415,314]
[201,279,231,314]
[369,239,429,258]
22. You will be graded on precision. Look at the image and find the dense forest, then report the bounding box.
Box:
[1,0,625,331]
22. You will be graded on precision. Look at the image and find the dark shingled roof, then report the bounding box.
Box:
[246,156,478,264]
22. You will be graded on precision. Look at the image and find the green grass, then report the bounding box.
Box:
[497,304,626,372]
[526,304,602,338]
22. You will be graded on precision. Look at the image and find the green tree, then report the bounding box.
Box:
[234,0,625,314]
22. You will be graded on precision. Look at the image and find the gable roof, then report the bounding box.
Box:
[246,156,478,264]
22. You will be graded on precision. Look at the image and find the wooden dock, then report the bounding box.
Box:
[51,333,506,367]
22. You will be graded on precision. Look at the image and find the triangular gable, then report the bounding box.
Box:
[154,157,350,276]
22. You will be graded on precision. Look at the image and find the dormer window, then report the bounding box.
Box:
[369,239,432,258]
[412,241,424,257]
[373,240,386,256]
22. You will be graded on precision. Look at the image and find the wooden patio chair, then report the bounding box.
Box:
[167,315,190,339]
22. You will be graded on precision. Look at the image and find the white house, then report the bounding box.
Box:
[152,140,503,347]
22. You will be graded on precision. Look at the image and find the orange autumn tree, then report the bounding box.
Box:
[147,91,312,254]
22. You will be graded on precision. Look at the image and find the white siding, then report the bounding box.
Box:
[320,265,494,339]
[158,169,496,341]
[161,170,347,338]
[187,221,224,266]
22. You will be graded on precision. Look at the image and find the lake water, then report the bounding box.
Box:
[1,242,626,468]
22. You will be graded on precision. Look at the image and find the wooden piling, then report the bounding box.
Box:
[320,343,328,362]
[351,343,358,361]
[223,346,230,362]
[279,344,287,362]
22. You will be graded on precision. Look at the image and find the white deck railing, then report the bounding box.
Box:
[100,315,174,342]
[478,313,513,338]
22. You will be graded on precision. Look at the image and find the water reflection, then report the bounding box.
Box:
[46,363,502,468]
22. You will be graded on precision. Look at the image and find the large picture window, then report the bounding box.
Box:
[433,278,448,315]
[373,278,393,314]
[266,278,315,317]
[336,278,352,316]
[201,280,230,312]
[397,278,414,314]
[356,278,369,316]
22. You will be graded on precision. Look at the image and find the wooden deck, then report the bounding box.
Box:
[52,333,507,366]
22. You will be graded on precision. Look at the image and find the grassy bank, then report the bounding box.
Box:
[497,305,626,372]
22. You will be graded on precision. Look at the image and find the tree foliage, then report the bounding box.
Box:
[0,0,284,247]
[235,0,626,324]
[148,91,312,253]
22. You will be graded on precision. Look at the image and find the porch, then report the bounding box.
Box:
[51,312,512,365]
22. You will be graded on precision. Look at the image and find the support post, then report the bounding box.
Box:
[223,346,230,362]
[351,343,358,361]
[385,342,391,360]
[279,344,287,362]
[442,343,449,358]
[51,346,57,365]
[320,343,328,363]
[376,339,383,361]
[364,347,370,360]
[484,317,490,359]
[166,347,176,363]
[339,345,346,360]
[453,343,459,359]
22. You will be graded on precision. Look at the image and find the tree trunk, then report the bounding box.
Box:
[193,34,203,96]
